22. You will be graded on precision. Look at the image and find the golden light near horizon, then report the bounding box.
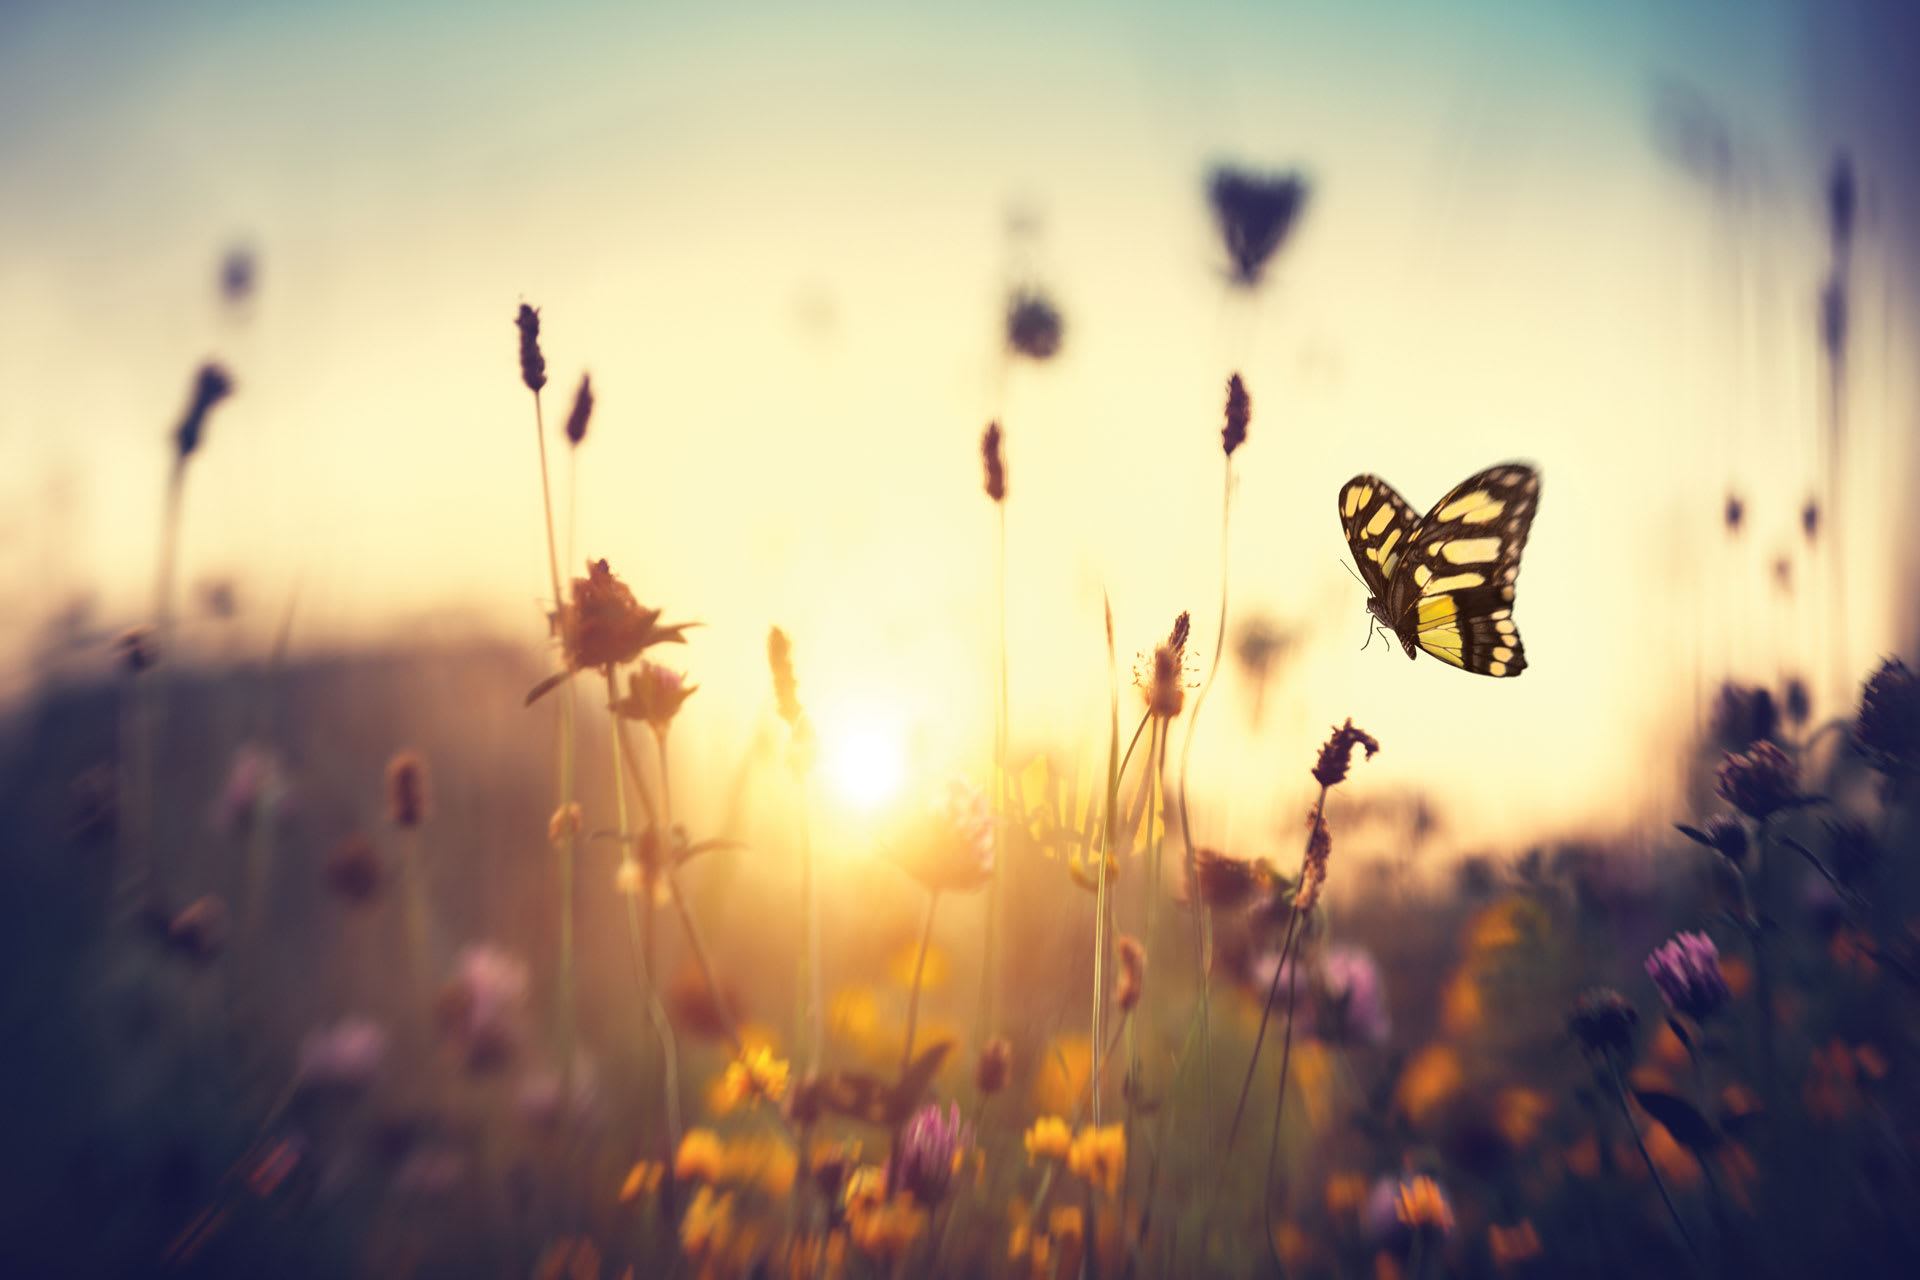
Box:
[822,706,909,813]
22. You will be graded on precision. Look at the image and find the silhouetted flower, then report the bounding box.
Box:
[297,1018,387,1092]
[895,777,995,894]
[1646,932,1730,1021]
[385,752,431,829]
[325,833,383,904]
[1138,612,1195,719]
[1208,166,1309,288]
[1710,683,1776,751]
[1222,373,1250,456]
[1716,740,1800,820]
[981,421,1006,503]
[975,1038,1012,1096]
[174,363,234,461]
[116,626,157,674]
[1856,657,1920,777]
[1005,289,1063,360]
[435,945,529,1072]
[1568,988,1637,1059]
[1312,718,1381,787]
[1192,847,1265,910]
[1316,946,1391,1046]
[894,1102,970,1205]
[515,304,547,393]
[563,373,593,446]
[556,560,695,673]
[215,743,282,835]
[612,661,698,733]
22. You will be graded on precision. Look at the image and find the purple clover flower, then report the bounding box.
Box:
[1645,931,1731,1022]
[893,1102,971,1205]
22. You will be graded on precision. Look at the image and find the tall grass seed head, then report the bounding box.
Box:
[515,303,547,393]
[982,421,1006,503]
[325,833,384,904]
[1312,718,1381,787]
[563,372,593,446]
[385,751,432,828]
[174,362,234,460]
[1222,372,1250,456]
[767,626,803,726]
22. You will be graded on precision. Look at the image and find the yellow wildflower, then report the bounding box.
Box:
[619,1161,664,1203]
[847,1192,926,1263]
[1395,1175,1455,1235]
[1067,1124,1126,1196]
[675,1128,725,1183]
[680,1186,735,1259]
[720,1134,799,1200]
[716,1045,791,1113]
[843,1164,887,1217]
[785,1229,848,1280]
[1489,1219,1542,1269]
[1023,1116,1072,1163]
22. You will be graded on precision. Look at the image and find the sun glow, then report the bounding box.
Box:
[825,717,907,811]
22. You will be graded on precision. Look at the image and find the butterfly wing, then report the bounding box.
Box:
[1338,474,1422,606]
[1388,463,1540,677]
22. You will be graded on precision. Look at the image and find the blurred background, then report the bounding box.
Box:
[2,0,1917,863]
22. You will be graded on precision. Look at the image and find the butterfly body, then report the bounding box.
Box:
[1338,463,1540,677]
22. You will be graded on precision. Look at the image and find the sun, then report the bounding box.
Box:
[825,718,907,811]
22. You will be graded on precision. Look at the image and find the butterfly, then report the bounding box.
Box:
[1338,463,1540,677]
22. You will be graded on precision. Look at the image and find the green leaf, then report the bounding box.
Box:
[1633,1089,1723,1152]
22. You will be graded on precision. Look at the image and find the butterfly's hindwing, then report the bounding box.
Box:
[1351,463,1539,678]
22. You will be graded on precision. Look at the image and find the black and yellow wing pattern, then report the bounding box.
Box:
[1338,463,1539,677]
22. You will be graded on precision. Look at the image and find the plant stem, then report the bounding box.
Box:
[1608,1058,1701,1264]
[1262,946,1301,1269]
[1178,455,1234,1162]
[982,498,1009,1047]
[1091,599,1121,1128]
[901,890,942,1078]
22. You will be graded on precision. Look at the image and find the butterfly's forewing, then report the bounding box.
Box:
[1338,475,1421,604]
[1389,464,1540,678]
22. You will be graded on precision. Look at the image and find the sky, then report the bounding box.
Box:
[1,0,1915,865]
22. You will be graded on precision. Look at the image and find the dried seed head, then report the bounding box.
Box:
[116,626,158,675]
[1208,166,1310,288]
[1567,987,1638,1059]
[563,373,593,446]
[326,833,383,904]
[548,803,583,844]
[1715,740,1800,821]
[1139,612,1196,719]
[386,752,432,829]
[767,627,803,726]
[174,362,234,461]
[975,1037,1013,1096]
[1723,493,1744,535]
[1856,657,1920,777]
[515,304,547,393]
[1296,803,1332,913]
[1005,289,1063,360]
[1222,373,1250,456]
[1311,718,1381,788]
[982,421,1006,503]
[1115,936,1146,1012]
[1192,847,1263,910]
[1801,499,1820,543]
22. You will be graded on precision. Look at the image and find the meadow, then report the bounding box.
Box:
[3,152,1918,1280]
